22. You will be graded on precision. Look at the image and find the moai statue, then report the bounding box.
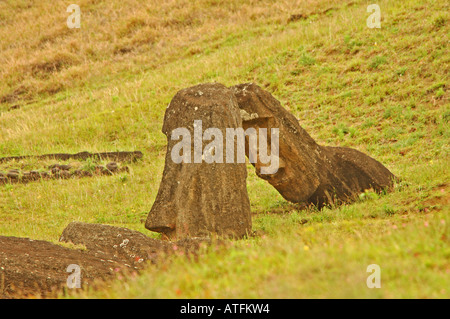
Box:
[146,83,252,240]
[231,83,395,207]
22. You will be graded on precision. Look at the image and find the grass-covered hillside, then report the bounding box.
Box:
[0,0,448,298]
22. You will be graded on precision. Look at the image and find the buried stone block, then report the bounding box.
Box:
[59,222,214,266]
[145,83,252,240]
[59,222,173,266]
[231,83,396,207]
[0,235,124,298]
[106,162,119,172]
[6,170,20,183]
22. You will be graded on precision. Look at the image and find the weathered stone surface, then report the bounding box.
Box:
[106,162,119,172]
[231,83,396,207]
[60,222,213,264]
[5,170,19,183]
[60,222,172,267]
[48,164,71,171]
[0,236,123,298]
[55,170,72,179]
[145,83,252,240]
[0,162,130,187]
[59,164,72,171]
[0,222,217,298]
[74,169,93,177]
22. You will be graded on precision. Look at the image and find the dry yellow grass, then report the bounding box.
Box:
[0,0,353,104]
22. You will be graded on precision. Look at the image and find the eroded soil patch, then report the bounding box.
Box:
[0,222,212,299]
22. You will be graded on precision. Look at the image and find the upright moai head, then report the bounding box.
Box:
[145,83,252,240]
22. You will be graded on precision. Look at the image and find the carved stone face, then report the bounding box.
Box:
[231,83,395,207]
[231,83,322,203]
[145,83,252,240]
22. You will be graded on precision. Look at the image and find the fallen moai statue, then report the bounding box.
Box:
[231,83,396,207]
[0,222,213,298]
[0,235,125,298]
[145,83,252,240]
[59,222,208,266]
